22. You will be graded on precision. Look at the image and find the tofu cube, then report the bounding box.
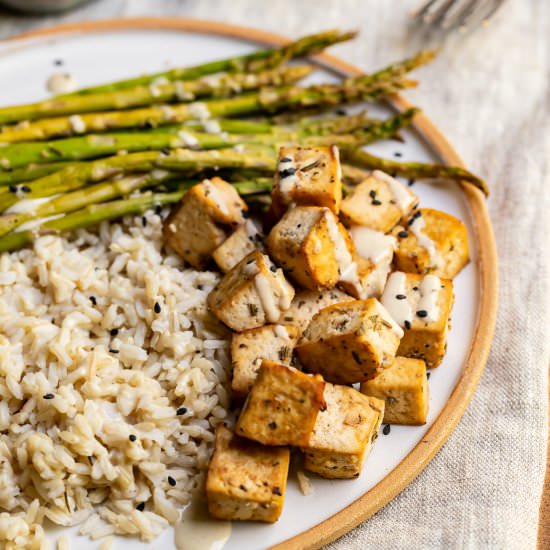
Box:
[360,357,428,425]
[164,177,247,268]
[207,250,295,332]
[212,220,264,273]
[391,208,469,279]
[266,206,356,291]
[302,384,384,479]
[271,145,342,218]
[296,298,403,384]
[231,324,301,399]
[380,271,453,368]
[277,288,353,330]
[206,425,290,523]
[340,171,418,232]
[236,361,326,447]
[349,226,396,298]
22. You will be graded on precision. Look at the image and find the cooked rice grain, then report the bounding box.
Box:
[0,211,231,547]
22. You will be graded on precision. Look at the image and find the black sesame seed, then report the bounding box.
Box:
[8,185,17,193]
[168,476,176,487]
[136,502,145,511]
[268,421,277,430]
[413,210,422,219]
[43,393,54,400]
[412,286,419,291]
[54,59,63,66]
[272,486,282,496]
[394,151,402,157]
[279,156,292,163]
[154,302,161,314]
[129,434,137,442]
[155,204,163,215]
[160,147,171,155]
[279,167,296,179]
[270,265,277,273]
[335,108,347,115]
[369,189,377,199]
[404,320,411,330]
[109,349,119,354]
[395,294,407,300]
[176,407,187,416]
[197,284,204,290]
[382,424,391,435]
[427,372,431,379]
[20,185,31,193]
[110,328,119,337]
[416,310,428,318]
[398,230,408,238]
[371,199,382,206]
[142,216,147,227]
[408,178,416,187]
[90,296,97,305]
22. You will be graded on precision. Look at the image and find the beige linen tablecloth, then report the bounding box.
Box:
[0,1,548,548]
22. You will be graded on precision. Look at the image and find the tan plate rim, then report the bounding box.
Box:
[2,17,499,550]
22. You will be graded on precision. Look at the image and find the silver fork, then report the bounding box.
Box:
[412,0,506,35]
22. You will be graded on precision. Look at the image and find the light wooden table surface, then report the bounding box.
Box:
[0,1,548,549]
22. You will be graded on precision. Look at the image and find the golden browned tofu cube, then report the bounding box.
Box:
[231,324,301,399]
[207,250,295,332]
[296,298,403,384]
[206,425,290,523]
[340,171,418,232]
[391,208,469,279]
[302,384,384,479]
[236,361,325,446]
[266,206,358,292]
[349,226,396,298]
[271,145,342,218]
[164,177,247,268]
[212,220,264,273]
[360,357,428,425]
[380,271,453,368]
[277,288,352,330]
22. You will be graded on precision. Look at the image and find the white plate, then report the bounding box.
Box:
[0,21,495,550]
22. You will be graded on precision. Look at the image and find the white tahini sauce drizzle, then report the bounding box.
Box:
[5,195,61,215]
[202,180,229,216]
[331,144,342,182]
[408,212,444,269]
[381,271,442,329]
[324,210,363,297]
[46,72,78,94]
[68,114,86,134]
[349,226,396,264]
[188,102,211,121]
[381,272,412,328]
[372,170,416,212]
[274,324,289,339]
[174,497,231,550]
[417,274,441,322]
[177,130,199,148]
[252,258,293,323]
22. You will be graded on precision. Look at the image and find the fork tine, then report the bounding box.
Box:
[422,0,457,25]
[441,0,480,30]
[412,0,441,19]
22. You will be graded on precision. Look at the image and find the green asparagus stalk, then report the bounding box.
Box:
[0,146,277,212]
[0,109,418,170]
[0,77,414,143]
[0,191,186,253]
[59,29,357,97]
[0,65,313,125]
[0,162,76,186]
[342,147,489,196]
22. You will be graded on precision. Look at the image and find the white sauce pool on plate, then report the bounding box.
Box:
[46,71,78,94]
[174,497,231,550]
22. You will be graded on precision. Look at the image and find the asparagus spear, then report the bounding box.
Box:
[0,146,277,212]
[59,29,357,97]
[0,162,76,186]
[0,191,186,253]
[342,148,489,196]
[0,109,418,169]
[0,65,313,125]
[0,77,413,143]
